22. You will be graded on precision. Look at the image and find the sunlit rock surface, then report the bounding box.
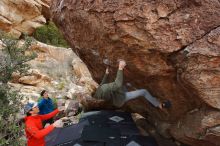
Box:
[0,0,50,38]
[8,41,96,104]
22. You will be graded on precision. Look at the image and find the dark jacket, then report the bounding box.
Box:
[94,70,125,107]
[38,98,54,115]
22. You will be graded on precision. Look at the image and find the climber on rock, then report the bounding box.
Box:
[93,59,171,109]
[24,102,65,146]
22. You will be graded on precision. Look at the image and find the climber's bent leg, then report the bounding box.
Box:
[125,89,161,107]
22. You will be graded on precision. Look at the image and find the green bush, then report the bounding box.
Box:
[57,81,65,90]
[33,21,69,48]
[0,86,24,146]
[0,32,36,145]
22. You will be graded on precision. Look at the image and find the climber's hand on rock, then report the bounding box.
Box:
[118,59,126,70]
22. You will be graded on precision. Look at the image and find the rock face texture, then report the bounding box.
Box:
[8,41,96,104]
[51,0,220,145]
[0,0,50,38]
[41,0,52,20]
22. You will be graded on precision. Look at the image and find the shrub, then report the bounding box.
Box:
[57,81,65,90]
[33,21,69,48]
[0,86,24,146]
[0,32,36,145]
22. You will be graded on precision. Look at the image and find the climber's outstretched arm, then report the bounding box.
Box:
[110,60,126,91]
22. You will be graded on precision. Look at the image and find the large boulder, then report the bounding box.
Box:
[0,0,50,38]
[51,0,220,145]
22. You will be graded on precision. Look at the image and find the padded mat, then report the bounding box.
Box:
[121,135,158,146]
[80,110,134,125]
[46,110,158,146]
[81,126,120,143]
[46,120,89,146]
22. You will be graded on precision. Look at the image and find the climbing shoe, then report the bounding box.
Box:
[162,100,172,108]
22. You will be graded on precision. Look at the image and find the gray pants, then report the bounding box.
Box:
[125,89,161,107]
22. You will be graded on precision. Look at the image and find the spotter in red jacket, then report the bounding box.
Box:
[25,109,59,146]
